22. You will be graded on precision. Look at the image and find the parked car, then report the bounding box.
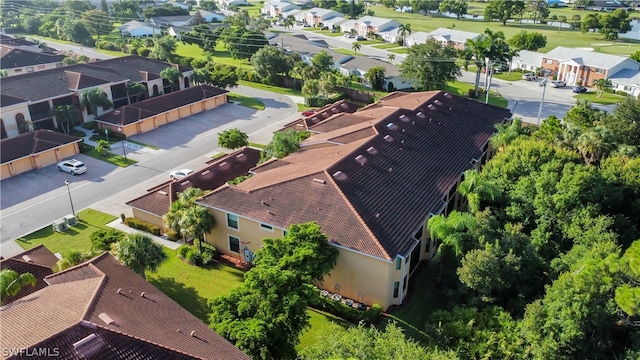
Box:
[551,80,566,88]
[321,26,329,30]
[275,21,283,26]
[522,73,537,81]
[302,109,316,116]
[170,169,193,179]
[57,159,87,175]
[302,23,311,28]
[346,34,356,38]
[356,36,367,41]
[573,86,587,93]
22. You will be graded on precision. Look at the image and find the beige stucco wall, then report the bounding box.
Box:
[1,103,32,138]
[6,62,62,77]
[132,208,166,233]
[204,207,404,309]
[1,142,78,179]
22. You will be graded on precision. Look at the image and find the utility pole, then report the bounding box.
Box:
[485,61,495,104]
[536,70,552,125]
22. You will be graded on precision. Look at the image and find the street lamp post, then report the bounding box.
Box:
[536,71,552,125]
[117,127,127,161]
[64,179,76,217]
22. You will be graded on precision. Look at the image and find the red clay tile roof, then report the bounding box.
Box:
[126,147,261,217]
[0,130,82,164]
[0,253,249,360]
[199,91,512,260]
[0,245,58,305]
[278,99,362,132]
[96,85,228,126]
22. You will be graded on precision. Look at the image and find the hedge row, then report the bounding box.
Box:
[123,217,161,236]
[309,291,382,325]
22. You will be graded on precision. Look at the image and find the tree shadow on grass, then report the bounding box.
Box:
[149,276,211,322]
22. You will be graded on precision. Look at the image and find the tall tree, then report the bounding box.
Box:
[351,41,361,54]
[311,50,334,73]
[428,210,476,282]
[251,45,291,85]
[592,78,612,97]
[150,35,177,62]
[364,66,386,91]
[615,240,640,319]
[111,0,139,19]
[0,270,36,305]
[508,30,547,51]
[484,0,520,25]
[198,0,218,11]
[80,88,113,117]
[114,233,167,279]
[160,66,183,92]
[51,104,80,135]
[126,82,147,104]
[465,35,489,97]
[397,23,411,46]
[401,39,460,91]
[262,129,308,160]
[439,0,468,20]
[179,206,216,253]
[209,222,339,360]
[218,128,249,150]
[81,9,112,39]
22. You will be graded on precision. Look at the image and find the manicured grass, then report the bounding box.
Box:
[574,91,628,105]
[356,39,385,45]
[333,47,358,56]
[16,209,117,255]
[147,248,246,321]
[249,142,266,149]
[175,42,205,60]
[297,103,314,111]
[388,47,409,54]
[228,93,266,110]
[238,80,304,96]
[446,81,509,108]
[212,152,226,159]
[84,146,137,167]
[297,308,350,351]
[372,43,403,49]
[492,71,526,82]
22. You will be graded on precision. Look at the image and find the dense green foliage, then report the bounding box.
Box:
[400,39,460,91]
[218,128,249,150]
[262,129,310,160]
[90,228,125,252]
[209,222,339,360]
[114,233,167,279]
[0,270,36,305]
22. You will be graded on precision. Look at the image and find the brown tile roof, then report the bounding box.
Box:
[126,147,261,217]
[0,45,65,69]
[0,245,58,305]
[277,99,362,132]
[0,130,82,164]
[0,34,38,47]
[0,55,190,104]
[199,91,512,260]
[1,253,249,360]
[0,93,27,107]
[96,85,228,126]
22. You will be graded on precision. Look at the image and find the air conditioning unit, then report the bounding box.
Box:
[52,220,68,232]
[64,214,77,226]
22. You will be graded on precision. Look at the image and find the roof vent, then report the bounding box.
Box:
[386,122,398,130]
[73,333,103,357]
[140,291,146,298]
[416,111,426,119]
[190,331,196,337]
[219,161,228,167]
[22,255,33,263]
[388,167,393,172]
[332,171,347,181]
[366,146,378,155]
[444,92,453,99]
[428,104,436,110]
[332,108,339,113]
[322,112,328,116]
[201,170,211,176]
[434,100,443,106]
[98,313,115,325]
[375,213,380,218]
[312,178,326,184]
[355,155,367,166]
[114,110,121,115]
[158,191,168,196]
[340,103,348,108]
[399,114,410,122]
[236,153,246,160]
[383,135,393,142]
[180,180,190,186]
[116,288,123,294]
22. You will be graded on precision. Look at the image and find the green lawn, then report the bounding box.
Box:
[372,43,404,50]
[573,91,628,105]
[249,142,267,149]
[446,81,509,108]
[388,47,409,54]
[16,209,117,255]
[298,309,350,351]
[84,146,137,167]
[228,93,266,110]
[333,47,358,56]
[238,80,304,96]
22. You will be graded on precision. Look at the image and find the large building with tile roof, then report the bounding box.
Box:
[0,45,66,77]
[0,252,249,360]
[0,55,193,139]
[197,91,512,309]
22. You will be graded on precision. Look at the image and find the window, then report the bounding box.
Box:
[395,257,401,270]
[393,282,399,298]
[545,59,553,64]
[595,68,605,74]
[283,230,288,237]
[260,223,273,231]
[26,67,34,73]
[226,213,239,229]
[229,235,240,253]
[37,65,45,69]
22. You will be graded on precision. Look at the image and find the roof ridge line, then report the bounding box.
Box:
[2,258,54,271]
[80,264,107,321]
[323,169,391,260]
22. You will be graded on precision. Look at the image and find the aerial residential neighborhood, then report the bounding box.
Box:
[1,0,639,359]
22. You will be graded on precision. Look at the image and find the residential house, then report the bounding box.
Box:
[0,45,66,77]
[541,46,640,89]
[126,147,261,232]
[339,19,357,34]
[269,33,345,65]
[303,8,343,26]
[510,50,545,72]
[322,16,348,30]
[353,16,400,38]
[94,85,228,137]
[424,28,481,50]
[585,0,630,11]
[0,55,193,139]
[0,34,43,52]
[151,15,194,27]
[198,9,226,22]
[403,31,430,47]
[119,20,162,38]
[608,69,640,98]
[261,1,301,18]
[0,252,250,359]
[167,1,190,10]
[0,245,58,304]
[1,130,82,179]
[197,91,512,310]
[336,56,411,90]
[217,0,250,8]
[169,22,227,39]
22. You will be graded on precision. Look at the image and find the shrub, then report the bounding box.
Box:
[176,240,216,265]
[177,244,190,259]
[309,292,383,325]
[191,58,207,68]
[95,40,119,51]
[137,48,151,57]
[166,229,182,241]
[90,229,125,252]
[185,248,202,265]
[79,143,92,153]
[123,217,161,235]
[81,121,98,130]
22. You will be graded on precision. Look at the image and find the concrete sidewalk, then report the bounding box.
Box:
[74,125,164,159]
[106,219,182,250]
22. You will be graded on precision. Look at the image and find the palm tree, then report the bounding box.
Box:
[482,28,508,92]
[397,23,411,46]
[318,72,336,102]
[428,210,476,283]
[558,15,567,31]
[160,67,184,92]
[351,41,361,55]
[179,206,216,253]
[576,126,615,165]
[51,104,80,135]
[592,78,612,97]
[490,118,525,151]
[457,169,501,213]
[80,88,113,117]
[0,269,36,305]
[292,61,308,90]
[126,82,147,104]
[465,35,489,97]
[387,53,396,63]
[164,187,208,242]
[114,233,167,279]
[283,15,295,32]
[302,79,320,106]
